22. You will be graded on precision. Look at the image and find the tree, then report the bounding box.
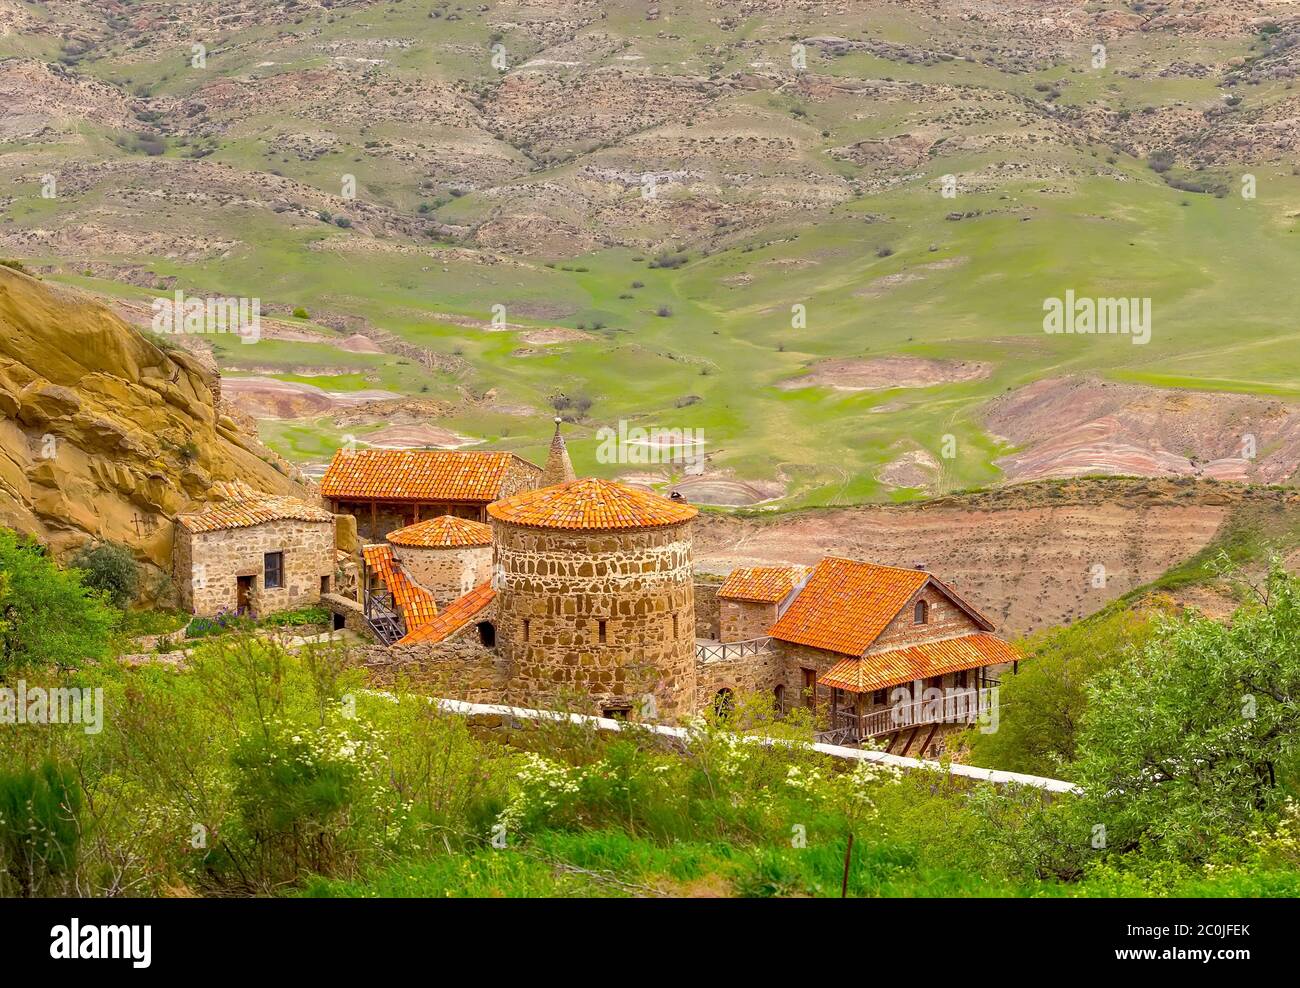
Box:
[0,760,82,897]
[965,607,1156,777]
[0,528,118,672]
[69,540,139,609]
[1072,562,1300,862]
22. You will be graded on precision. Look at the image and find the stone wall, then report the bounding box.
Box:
[867,582,982,654]
[720,598,778,643]
[321,592,371,637]
[355,622,511,704]
[696,645,784,711]
[501,457,543,498]
[693,581,720,638]
[392,543,492,608]
[175,518,334,616]
[493,520,698,720]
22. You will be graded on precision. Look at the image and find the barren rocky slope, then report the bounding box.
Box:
[693,477,1293,635]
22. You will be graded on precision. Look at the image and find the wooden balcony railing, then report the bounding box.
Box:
[695,636,773,663]
[832,688,987,740]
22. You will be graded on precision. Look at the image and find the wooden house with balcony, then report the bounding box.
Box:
[766,557,1017,759]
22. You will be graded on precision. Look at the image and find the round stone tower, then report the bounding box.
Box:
[487,477,698,721]
[386,515,493,608]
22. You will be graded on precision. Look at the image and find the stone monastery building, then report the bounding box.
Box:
[174,421,1016,756]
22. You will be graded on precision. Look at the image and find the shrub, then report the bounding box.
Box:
[292,306,310,319]
[0,528,118,672]
[69,541,140,609]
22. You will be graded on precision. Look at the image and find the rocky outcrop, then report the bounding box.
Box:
[0,265,311,581]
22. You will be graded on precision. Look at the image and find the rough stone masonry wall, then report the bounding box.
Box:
[867,583,982,654]
[696,645,785,711]
[177,519,334,616]
[720,598,778,643]
[355,619,510,703]
[693,581,720,638]
[500,458,543,498]
[494,520,698,721]
[393,543,492,607]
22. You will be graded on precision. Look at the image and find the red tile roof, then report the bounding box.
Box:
[177,481,333,533]
[397,581,496,645]
[718,565,802,603]
[487,477,697,530]
[386,515,492,548]
[819,634,1018,693]
[362,543,438,631]
[768,557,931,656]
[321,449,532,502]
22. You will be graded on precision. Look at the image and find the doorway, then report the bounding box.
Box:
[236,575,254,616]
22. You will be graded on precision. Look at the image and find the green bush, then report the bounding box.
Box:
[0,527,118,672]
[69,541,139,609]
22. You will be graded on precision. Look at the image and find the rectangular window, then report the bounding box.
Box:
[263,552,284,590]
[802,667,817,708]
[673,613,679,637]
[522,618,530,642]
[598,619,607,643]
[871,689,887,706]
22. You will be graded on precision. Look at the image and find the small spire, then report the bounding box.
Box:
[541,416,576,486]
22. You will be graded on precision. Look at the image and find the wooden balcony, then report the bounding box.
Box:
[829,689,985,741]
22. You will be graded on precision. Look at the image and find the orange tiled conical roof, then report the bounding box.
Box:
[386,515,492,548]
[487,477,697,530]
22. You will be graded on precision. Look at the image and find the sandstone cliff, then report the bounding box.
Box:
[0,265,311,582]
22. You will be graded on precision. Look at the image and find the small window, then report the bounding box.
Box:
[801,668,817,708]
[673,613,679,637]
[477,621,496,648]
[602,706,631,721]
[598,619,607,644]
[522,618,530,642]
[320,575,331,595]
[264,552,284,590]
[913,599,929,625]
[773,684,786,710]
[871,688,887,706]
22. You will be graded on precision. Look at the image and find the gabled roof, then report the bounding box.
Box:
[386,515,492,548]
[718,565,802,604]
[487,477,697,530]
[177,481,333,533]
[819,634,1018,694]
[767,557,992,657]
[362,543,438,631]
[321,449,534,502]
[396,581,496,645]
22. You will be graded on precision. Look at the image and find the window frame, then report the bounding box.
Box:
[263,551,285,590]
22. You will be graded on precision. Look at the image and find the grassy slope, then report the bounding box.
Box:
[6,3,1300,507]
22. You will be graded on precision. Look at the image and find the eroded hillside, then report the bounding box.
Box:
[0,265,310,574]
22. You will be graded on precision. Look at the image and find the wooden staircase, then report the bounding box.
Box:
[363,590,406,645]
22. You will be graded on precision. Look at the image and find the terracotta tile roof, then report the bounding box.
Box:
[718,565,802,603]
[397,581,496,645]
[767,557,931,656]
[362,543,439,631]
[321,449,531,502]
[819,634,1018,693]
[177,481,333,533]
[386,515,492,548]
[487,477,697,530]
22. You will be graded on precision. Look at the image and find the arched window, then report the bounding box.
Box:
[773,683,786,711]
[713,688,735,718]
[914,599,929,625]
[477,621,496,648]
